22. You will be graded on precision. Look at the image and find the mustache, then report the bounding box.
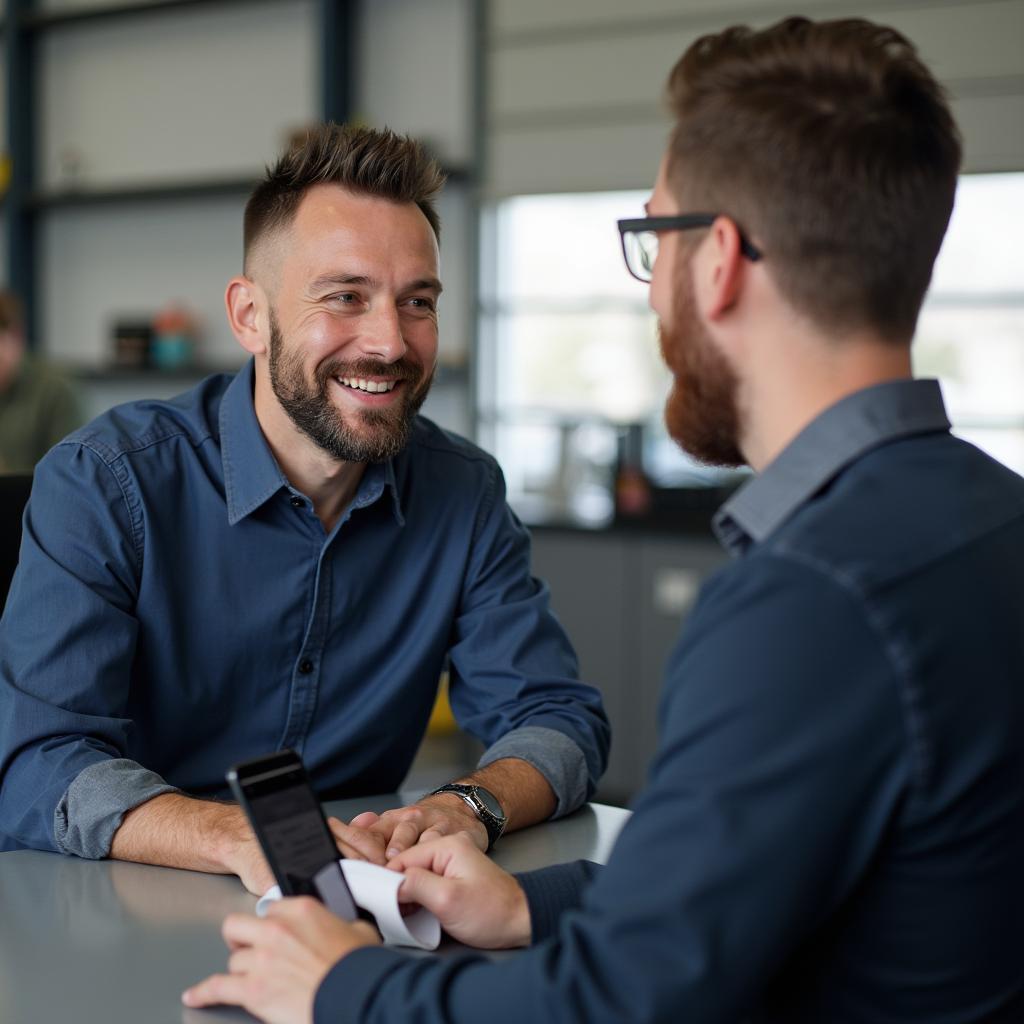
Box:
[316,357,423,384]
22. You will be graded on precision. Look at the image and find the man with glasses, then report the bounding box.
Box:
[186,17,1024,1023]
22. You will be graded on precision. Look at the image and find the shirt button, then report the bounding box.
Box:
[298,659,314,675]
[290,496,305,509]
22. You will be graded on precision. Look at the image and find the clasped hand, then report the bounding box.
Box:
[183,833,531,1024]
[328,793,490,863]
[227,795,488,896]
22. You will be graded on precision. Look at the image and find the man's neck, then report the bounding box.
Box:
[252,372,367,534]
[739,329,914,472]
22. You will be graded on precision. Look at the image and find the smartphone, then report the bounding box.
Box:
[227,749,358,920]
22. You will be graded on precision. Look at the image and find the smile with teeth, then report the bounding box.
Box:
[335,377,398,394]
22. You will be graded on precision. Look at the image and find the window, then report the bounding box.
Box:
[914,173,1024,473]
[477,173,1024,523]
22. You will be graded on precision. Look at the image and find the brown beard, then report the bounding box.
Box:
[658,258,745,468]
[268,308,434,463]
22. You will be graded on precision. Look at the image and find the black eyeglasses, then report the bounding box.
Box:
[617,214,763,283]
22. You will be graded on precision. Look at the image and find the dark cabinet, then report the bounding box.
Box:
[531,528,727,804]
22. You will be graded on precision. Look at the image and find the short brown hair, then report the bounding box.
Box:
[0,289,24,334]
[244,123,446,273]
[666,17,961,342]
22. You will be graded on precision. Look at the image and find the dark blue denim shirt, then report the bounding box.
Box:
[316,379,1024,1023]
[0,361,609,856]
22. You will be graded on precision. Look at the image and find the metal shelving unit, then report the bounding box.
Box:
[2,0,360,351]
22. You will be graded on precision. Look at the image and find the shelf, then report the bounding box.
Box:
[27,165,471,211]
[28,175,260,210]
[63,362,244,382]
[20,0,259,32]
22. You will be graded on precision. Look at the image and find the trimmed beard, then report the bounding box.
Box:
[658,255,745,468]
[267,309,433,463]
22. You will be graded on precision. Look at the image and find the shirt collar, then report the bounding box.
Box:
[219,359,405,527]
[713,378,951,556]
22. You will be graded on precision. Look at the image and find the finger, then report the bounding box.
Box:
[330,821,387,865]
[181,972,249,1009]
[397,866,454,917]
[388,833,464,873]
[418,823,451,844]
[385,819,424,859]
[221,912,282,950]
[347,811,380,828]
[385,824,445,865]
[227,946,260,976]
[264,895,329,927]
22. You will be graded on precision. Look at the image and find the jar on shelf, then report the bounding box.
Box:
[151,305,199,370]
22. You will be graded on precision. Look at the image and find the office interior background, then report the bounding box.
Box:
[1,0,1022,804]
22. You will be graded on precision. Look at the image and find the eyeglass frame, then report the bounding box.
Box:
[616,214,763,283]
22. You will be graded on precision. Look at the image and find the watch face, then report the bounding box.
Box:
[475,787,504,820]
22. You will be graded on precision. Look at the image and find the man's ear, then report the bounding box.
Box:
[225,276,268,356]
[696,215,747,321]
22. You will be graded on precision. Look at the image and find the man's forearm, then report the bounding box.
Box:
[109,792,252,875]
[427,758,557,833]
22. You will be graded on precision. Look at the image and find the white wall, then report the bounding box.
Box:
[37,3,316,191]
[34,0,316,365]
[486,0,1024,195]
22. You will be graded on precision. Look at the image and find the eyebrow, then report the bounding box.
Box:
[407,276,444,295]
[310,274,377,292]
[309,274,443,295]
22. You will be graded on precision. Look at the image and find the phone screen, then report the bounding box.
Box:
[228,751,357,919]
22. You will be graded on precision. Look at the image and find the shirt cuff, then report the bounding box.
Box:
[515,860,599,943]
[54,758,180,859]
[477,725,589,818]
[314,946,473,1024]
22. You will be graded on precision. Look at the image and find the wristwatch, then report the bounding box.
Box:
[429,783,507,850]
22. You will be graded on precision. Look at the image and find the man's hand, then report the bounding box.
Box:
[111,794,276,896]
[329,795,488,864]
[181,897,381,1024]
[390,832,532,949]
[220,825,277,896]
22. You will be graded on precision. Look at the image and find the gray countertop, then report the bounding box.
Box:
[0,795,630,1024]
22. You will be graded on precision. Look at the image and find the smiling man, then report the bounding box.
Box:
[0,125,609,892]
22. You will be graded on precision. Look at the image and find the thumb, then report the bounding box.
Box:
[398,866,453,917]
[348,811,380,828]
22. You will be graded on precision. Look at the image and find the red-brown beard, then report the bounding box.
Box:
[658,258,745,468]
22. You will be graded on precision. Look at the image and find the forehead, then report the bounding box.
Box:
[283,184,439,279]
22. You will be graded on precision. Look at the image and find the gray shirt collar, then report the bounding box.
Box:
[713,378,951,556]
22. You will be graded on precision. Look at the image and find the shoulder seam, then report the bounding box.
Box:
[59,425,213,467]
[69,440,145,574]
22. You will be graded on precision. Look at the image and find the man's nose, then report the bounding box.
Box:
[357,304,407,363]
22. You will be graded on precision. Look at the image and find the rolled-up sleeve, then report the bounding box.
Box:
[445,464,610,815]
[0,442,169,855]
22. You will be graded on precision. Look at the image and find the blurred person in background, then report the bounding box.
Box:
[0,289,80,473]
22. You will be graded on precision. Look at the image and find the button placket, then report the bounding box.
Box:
[279,542,333,752]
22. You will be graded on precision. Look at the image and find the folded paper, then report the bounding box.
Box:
[256,858,441,950]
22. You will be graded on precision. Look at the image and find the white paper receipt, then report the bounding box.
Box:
[256,859,441,950]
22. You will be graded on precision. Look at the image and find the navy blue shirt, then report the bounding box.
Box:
[0,362,609,856]
[316,380,1024,1023]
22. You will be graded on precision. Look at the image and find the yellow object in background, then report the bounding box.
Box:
[427,672,458,736]
[0,154,11,197]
